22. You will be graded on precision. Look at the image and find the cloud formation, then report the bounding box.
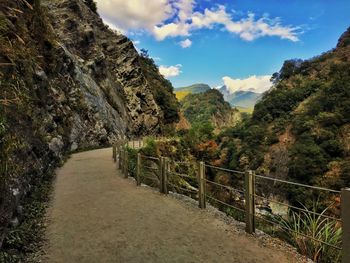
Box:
[222,75,272,94]
[95,0,300,42]
[179,38,192,48]
[159,64,182,78]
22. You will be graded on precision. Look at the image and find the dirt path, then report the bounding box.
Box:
[42,148,301,263]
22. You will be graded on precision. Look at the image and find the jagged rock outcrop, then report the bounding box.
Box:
[0,0,178,246]
[46,0,166,136]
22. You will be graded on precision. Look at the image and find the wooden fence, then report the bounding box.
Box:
[112,140,349,263]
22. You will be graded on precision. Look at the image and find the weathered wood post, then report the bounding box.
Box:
[245,170,255,234]
[119,149,122,172]
[121,149,124,174]
[138,139,141,148]
[118,148,121,170]
[160,157,168,194]
[198,161,206,209]
[164,157,169,195]
[132,140,135,149]
[136,153,141,186]
[124,149,128,178]
[342,188,350,263]
[159,157,165,193]
[112,144,116,162]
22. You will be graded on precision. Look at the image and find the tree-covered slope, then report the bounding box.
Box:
[218,27,350,194]
[180,89,241,130]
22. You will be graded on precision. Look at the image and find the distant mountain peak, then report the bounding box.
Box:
[175,83,211,101]
[218,85,261,109]
[176,83,211,93]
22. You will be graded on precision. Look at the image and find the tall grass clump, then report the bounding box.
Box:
[278,204,342,262]
[126,147,137,178]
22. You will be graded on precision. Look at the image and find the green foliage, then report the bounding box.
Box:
[278,204,342,262]
[179,121,216,161]
[253,79,321,122]
[139,56,179,127]
[0,169,55,261]
[288,63,350,190]
[271,59,303,83]
[181,89,232,125]
[126,147,138,178]
[140,137,158,157]
[288,135,327,184]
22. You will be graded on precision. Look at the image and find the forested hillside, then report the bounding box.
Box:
[217,27,350,199]
[180,89,241,131]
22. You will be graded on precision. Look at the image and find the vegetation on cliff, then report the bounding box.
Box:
[0,0,179,258]
[179,89,242,132]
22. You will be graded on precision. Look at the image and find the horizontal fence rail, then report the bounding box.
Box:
[113,139,348,263]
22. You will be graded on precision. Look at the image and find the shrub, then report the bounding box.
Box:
[278,204,342,262]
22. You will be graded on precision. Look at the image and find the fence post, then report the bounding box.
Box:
[245,170,255,234]
[132,140,135,149]
[138,139,141,148]
[159,157,164,193]
[124,149,128,178]
[160,157,168,194]
[136,153,141,186]
[342,188,350,263]
[162,158,168,194]
[198,161,206,209]
[118,148,121,170]
[112,144,116,162]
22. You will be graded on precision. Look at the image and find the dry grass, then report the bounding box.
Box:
[175,91,191,101]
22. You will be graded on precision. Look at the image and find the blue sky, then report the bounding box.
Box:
[96,0,350,92]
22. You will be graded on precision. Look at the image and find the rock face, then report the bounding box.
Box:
[0,0,178,246]
[46,0,165,138]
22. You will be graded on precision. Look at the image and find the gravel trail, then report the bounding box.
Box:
[42,148,304,263]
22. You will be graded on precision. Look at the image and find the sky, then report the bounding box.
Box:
[95,0,350,93]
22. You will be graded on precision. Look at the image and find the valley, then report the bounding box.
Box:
[0,0,349,262]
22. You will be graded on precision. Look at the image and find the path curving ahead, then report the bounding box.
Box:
[42,148,300,263]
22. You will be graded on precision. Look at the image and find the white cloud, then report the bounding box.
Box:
[222,75,272,94]
[96,1,300,42]
[159,64,182,78]
[179,38,192,48]
[153,22,191,41]
[95,0,174,31]
[133,40,141,45]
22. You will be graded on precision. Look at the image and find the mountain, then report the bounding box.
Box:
[218,85,261,109]
[176,83,211,93]
[175,83,211,100]
[0,0,178,246]
[217,27,350,205]
[179,89,241,131]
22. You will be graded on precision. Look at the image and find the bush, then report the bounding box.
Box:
[278,204,342,262]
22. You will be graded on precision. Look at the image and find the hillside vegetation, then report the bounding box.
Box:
[180,89,242,132]
[0,0,179,256]
[174,83,211,101]
[216,27,350,205]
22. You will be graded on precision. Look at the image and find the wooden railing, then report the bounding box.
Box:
[112,140,349,263]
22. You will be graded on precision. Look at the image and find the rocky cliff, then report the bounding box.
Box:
[0,0,178,246]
